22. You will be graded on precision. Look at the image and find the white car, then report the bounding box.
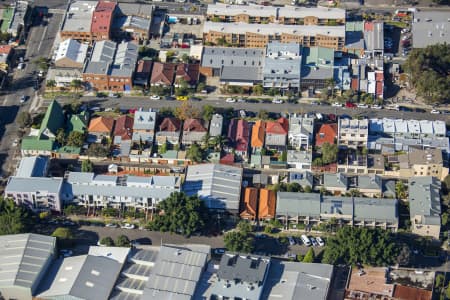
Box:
[332,102,342,107]
[239,110,246,118]
[226,98,236,103]
[17,62,25,70]
[150,95,160,100]
[105,223,117,228]
[311,238,318,247]
[272,99,283,104]
[430,109,441,114]
[357,103,368,108]
[316,237,325,247]
[121,223,135,229]
[371,104,383,109]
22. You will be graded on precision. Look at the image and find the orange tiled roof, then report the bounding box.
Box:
[266,117,288,135]
[393,285,432,300]
[259,188,276,219]
[251,120,265,148]
[240,187,258,220]
[88,116,114,133]
[315,123,337,147]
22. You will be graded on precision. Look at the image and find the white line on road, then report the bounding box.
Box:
[37,25,49,52]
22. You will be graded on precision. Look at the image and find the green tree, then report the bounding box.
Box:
[46,79,56,92]
[224,231,254,253]
[70,79,83,93]
[0,198,30,235]
[17,111,31,128]
[252,84,264,96]
[257,109,268,120]
[159,141,168,154]
[303,247,315,263]
[280,150,287,162]
[186,143,203,163]
[34,57,49,71]
[148,192,209,237]
[196,82,206,93]
[322,227,398,266]
[52,227,74,240]
[66,131,85,147]
[395,181,407,199]
[237,220,253,235]
[286,183,301,192]
[180,53,190,63]
[210,135,228,151]
[87,143,109,157]
[174,100,199,121]
[115,235,130,247]
[303,185,313,193]
[100,236,114,246]
[404,44,450,105]
[446,284,450,299]
[81,159,93,172]
[56,128,66,145]
[321,142,338,164]
[202,105,215,121]
[442,213,449,227]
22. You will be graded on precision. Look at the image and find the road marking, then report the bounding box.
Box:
[37,25,49,52]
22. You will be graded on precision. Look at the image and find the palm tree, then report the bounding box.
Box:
[46,79,56,93]
[70,79,83,93]
[211,135,228,151]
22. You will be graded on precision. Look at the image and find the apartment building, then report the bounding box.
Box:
[277,192,398,231]
[60,1,97,41]
[408,176,441,239]
[338,118,369,149]
[83,40,138,91]
[397,148,448,180]
[203,22,345,50]
[206,4,345,26]
[5,177,65,212]
[91,1,116,40]
[67,172,181,210]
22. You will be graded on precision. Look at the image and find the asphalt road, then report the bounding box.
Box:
[0,12,63,177]
[44,96,450,123]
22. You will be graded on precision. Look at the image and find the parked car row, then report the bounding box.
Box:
[331,102,382,109]
[287,235,325,247]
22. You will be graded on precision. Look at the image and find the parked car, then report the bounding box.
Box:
[213,248,226,255]
[121,223,135,229]
[316,236,325,246]
[17,62,25,70]
[239,110,246,118]
[430,109,441,114]
[176,95,188,101]
[150,95,160,100]
[331,102,342,107]
[105,223,117,228]
[237,98,246,103]
[345,101,357,108]
[225,98,236,103]
[311,237,318,247]
[357,103,368,108]
[20,95,28,103]
[272,98,283,104]
[288,236,296,246]
[371,104,383,109]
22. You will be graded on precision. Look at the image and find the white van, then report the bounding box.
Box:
[301,235,311,246]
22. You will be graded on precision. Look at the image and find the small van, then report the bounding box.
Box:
[301,235,311,246]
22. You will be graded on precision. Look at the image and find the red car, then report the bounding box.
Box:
[345,102,357,108]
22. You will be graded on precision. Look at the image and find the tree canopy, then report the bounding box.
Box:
[0,198,31,235]
[115,235,130,247]
[322,227,398,266]
[223,220,255,253]
[404,44,450,105]
[148,192,209,237]
[303,247,315,263]
[52,227,74,240]
[321,142,338,164]
[186,143,203,163]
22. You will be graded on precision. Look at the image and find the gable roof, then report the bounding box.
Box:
[159,117,181,132]
[315,123,337,147]
[67,111,89,133]
[88,116,114,133]
[235,119,250,152]
[39,100,64,138]
[113,115,134,140]
[175,63,200,84]
[251,120,265,148]
[266,117,288,135]
[150,62,175,85]
[259,188,276,219]
[183,119,207,132]
[240,187,258,219]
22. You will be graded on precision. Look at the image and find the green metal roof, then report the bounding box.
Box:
[1,7,14,33]
[345,21,364,32]
[39,100,64,138]
[303,47,334,66]
[67,111,89,133]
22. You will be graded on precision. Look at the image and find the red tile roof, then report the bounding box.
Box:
[88,116,114,134]
[240,187,258,220]
[113,115,134,140]
[220,153,235,165]
[0,45,12,55]
[265,117,288,135]
[91,1,116,34]
[175,63,200,85]
[259,188,276,219]
[393,285,432,300]
[183,119,207,132]
[351,78,359,91]
[376,81,383,97]
[375,71,384,81]
[159,117,180,132]
[315,123,337,147]
[150,62,175,86]
[235,120,250,152]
